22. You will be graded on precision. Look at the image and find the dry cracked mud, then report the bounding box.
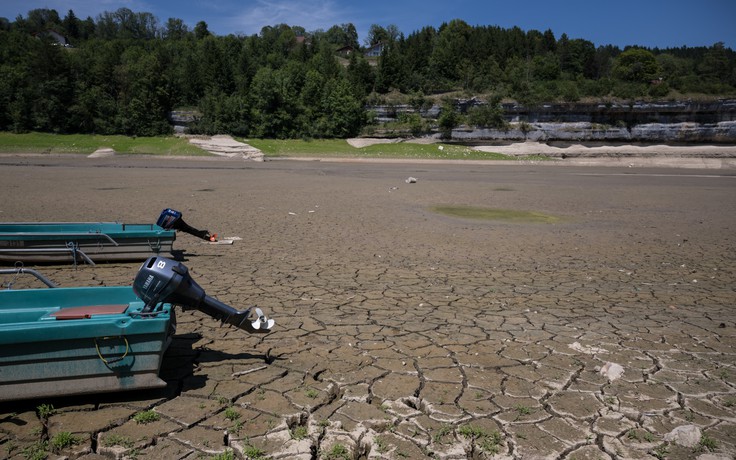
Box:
[0,156,734,460]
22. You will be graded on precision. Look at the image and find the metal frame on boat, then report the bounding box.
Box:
[0,222,176,265]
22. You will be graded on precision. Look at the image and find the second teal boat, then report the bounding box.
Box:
[0,222,176,264]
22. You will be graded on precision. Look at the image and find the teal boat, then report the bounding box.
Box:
[0,222,176,265]
[0,257,274,402]
[0,283,174,402]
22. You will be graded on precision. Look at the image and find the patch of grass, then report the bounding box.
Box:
[651,444,669,459]
[21,440,48,460]
[36,403,55,419]
[211,449,236,460]
[322,443,351,460]
[305,388,319,399]
[374,436,389,453]
[432,205,561,223]
[243,444,266,459]
[231,420,243,434]
[0,132,209,156]
[245,138,512,160]
[515,405,533,415]
[458,424,502,454]
[100,434,134,448]
[432,423,454,443]
[245,138,353,156]
[291,425,309,440]
[223,407,240,421]
[697,433,718,452]
[51,431,82,452]
[132,410,160,424]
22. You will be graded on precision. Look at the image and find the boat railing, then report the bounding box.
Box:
[0,266,58,289]
[0,246,96,266]
[0,232,120,246]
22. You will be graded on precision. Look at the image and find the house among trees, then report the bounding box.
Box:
[336,45,354,57]
[364,42,385,57]
[35,29,71,46]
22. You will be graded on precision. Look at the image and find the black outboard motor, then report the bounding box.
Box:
[133,256,274,334]
[157,208,217,242]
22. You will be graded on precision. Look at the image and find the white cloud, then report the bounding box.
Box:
[223,0,351,35]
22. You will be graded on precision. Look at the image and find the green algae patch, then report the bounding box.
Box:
[432,206,561,223]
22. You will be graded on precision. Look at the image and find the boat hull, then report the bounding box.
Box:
[0,286,173,402]
[0,222,176,264]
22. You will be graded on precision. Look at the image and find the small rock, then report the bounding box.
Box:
[664,425,701,448]
[599,362,625,381]
[405,177,417,183]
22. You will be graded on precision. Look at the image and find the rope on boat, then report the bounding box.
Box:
[95,336,130,365]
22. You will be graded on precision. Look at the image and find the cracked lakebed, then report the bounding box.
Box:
[0,157,734,460]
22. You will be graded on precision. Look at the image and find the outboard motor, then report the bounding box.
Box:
[157,208,217,242]
[133,256,274,334]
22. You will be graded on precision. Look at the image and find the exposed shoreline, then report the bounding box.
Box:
[2,138,736,169]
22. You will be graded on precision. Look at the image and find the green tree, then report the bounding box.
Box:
[194,21,210,40]
[115,48,172,135]
[347,51,375,97]
[375,41,406,92]
[699,42,732,84]
[365,24,399,46]
[249,66,302,138]
[467,98,505,128]
[430,19,472,86]
[557,34,596,78]
[438,100,460,139]
[62,10,80,40]
[613,48,660,82]
[164,18,188,40]
[318,79,364,137]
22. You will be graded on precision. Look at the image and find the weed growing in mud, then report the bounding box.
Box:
[36,404,55,419]
[21,440,48,460]
[697,433,718,452]
[51,431,82,452]
[223,407,240,421]
[432,423,453,443]
[212,448,236,460]
[515,404,532,415]
[374,436,389,453]
[458,424,503,454]
[291,425,309,440]
[133,410,160,424]
[243,444,266,459]
[322,443,351,459]
[651,444,669,459]
[101,434,134,448]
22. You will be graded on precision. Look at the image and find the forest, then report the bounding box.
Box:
[1,7,735,138]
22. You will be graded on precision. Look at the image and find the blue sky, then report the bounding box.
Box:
[2,0,734,49]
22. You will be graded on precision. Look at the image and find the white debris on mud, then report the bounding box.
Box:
[188,135,264,161]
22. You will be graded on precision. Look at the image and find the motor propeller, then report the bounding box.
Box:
[133,256,274,334]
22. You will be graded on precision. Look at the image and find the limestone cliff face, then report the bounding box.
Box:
[451,121,736,143]
[368,99,736,143]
